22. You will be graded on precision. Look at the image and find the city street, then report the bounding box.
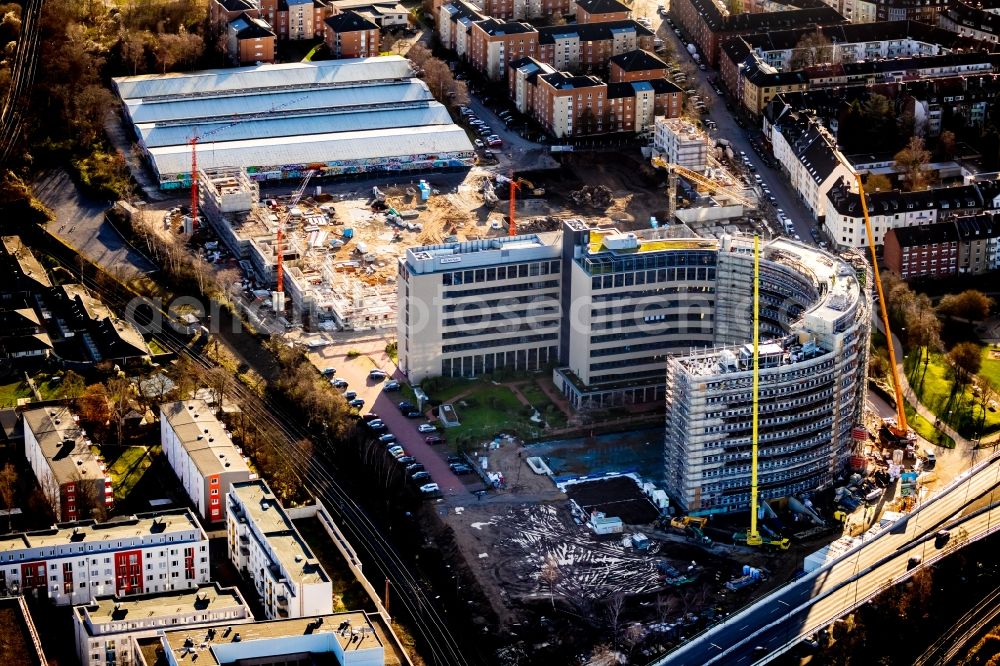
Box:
[632,0,819,245]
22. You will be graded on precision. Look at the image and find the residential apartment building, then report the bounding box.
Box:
[941,0,1000,44]
[258,0,331,39]
[653,117,709,172]
[956,213,1000,274]
[73,583,252,666]
[469,19,539,80]
[664,237,870,514]
[0,510,210,605]
[1,236,53,300]
[437,0,487,54]
[770,110,852,222]
[575,0,630,23]
[227,480,333,619]
[23,406,112,522]
[329,0,409,27]
[160,400,252,524]
[824,179,996,248]
[669,0,846,66]
[324,11,380,57]
[482,0,572,20]
[874,0,948,22]
[609,49,669,83]
[537,20,655,72]
[883,223,959,279]
[134,611,386,666]
[227,13,276,65]
[210,0,262,28]
[509,54,681,136]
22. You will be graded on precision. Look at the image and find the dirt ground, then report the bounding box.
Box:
[565,477,662,525]
[468,435,565,500]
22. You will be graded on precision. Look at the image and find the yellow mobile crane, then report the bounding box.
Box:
[734,236,790,551]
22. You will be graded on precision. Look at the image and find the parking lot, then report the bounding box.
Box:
[306,336,478,498]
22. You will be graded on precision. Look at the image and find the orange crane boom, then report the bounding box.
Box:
[509,177,518,237]
[855,172,909,437]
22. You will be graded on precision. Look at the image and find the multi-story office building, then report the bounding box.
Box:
[398,233,564,382]
[399,221,870,411]
[226,480,333,619]
[663,237,870,514]
[73,583,252,666]
[160,400,253,524]
[0,510,210,605]
[22,406,113,522]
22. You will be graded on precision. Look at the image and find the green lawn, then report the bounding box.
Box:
[106,446,156,502]
[518,381,568,428]
[0,380,32,407]
[906,347,1000,439]
[982,347,1000,387]
[904,403,955,449]
[447,383,544,447]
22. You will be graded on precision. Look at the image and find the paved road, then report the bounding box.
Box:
[459,90,559,174]
[656,450,1000,665]
[33,169,158,276]
[646,0,818,244]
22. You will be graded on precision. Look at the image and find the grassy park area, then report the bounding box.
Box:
[906,347,1000,440]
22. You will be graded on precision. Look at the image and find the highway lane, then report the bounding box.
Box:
[656,453,1000,665]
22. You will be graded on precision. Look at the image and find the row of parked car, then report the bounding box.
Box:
[459,106,503,148]
[322,367,400,410]
[362,405,443,496]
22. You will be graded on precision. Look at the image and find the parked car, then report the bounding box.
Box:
[387,445,405,457]
[410,471,432,483]
[404,409,423,418]
[446,455,464,464]
[383,380,401,392]
[332,378,348,389]
[417,423,437,433]
[474,139,484,148]
[419,483,441,495]
[362,413,380,422]
[369,369,387,380]
[450,463,474,475]
[321,368,336,376]
[348,398,365,409]
[367,419,385,431]
[405,463,425,474]
[379,434,397,444]
[425,435,445,444]
[396,456,416,465]
[398,401,415,411]
[487,137,502,147]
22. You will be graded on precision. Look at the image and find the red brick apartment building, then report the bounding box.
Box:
[324,10,380,57]
[228,13,277,64]
[469,19,539,79]
[883,222,959,280]
[482,0,573,20]
[575,0,631,23]
[609,48,669,82]
[537,20,655,73]
[211,0,262,27]
[259,0,332,40]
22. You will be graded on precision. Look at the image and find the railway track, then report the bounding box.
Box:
[41,240,472,666]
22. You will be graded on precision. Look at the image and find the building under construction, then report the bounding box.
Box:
[198,167,395,331]
[663,237,872,515]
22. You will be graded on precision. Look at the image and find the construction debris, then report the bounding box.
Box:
[569,185,614,209]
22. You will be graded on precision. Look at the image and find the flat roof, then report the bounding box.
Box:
[230,481,328,586]
[147,125,474,177]
[77,584,248,630]
[138,103,452,148]
[21,406,106,486]
[160,400,250,478]
[150,612,382,665]
[0,510,203,554]
[125,80,433,125]
[113,56,414,101]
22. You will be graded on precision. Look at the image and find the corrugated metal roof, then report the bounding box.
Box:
[148,125,474,176]
[125,80,432,124]
[112,56,413,101]
[138,103,454,148]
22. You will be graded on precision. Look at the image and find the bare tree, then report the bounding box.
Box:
[0,464,17,532]
[789,29,834,70]
[894,136,932,192]
[105,376,135,446]
[605,591,626,649]
[540,555,560,608]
